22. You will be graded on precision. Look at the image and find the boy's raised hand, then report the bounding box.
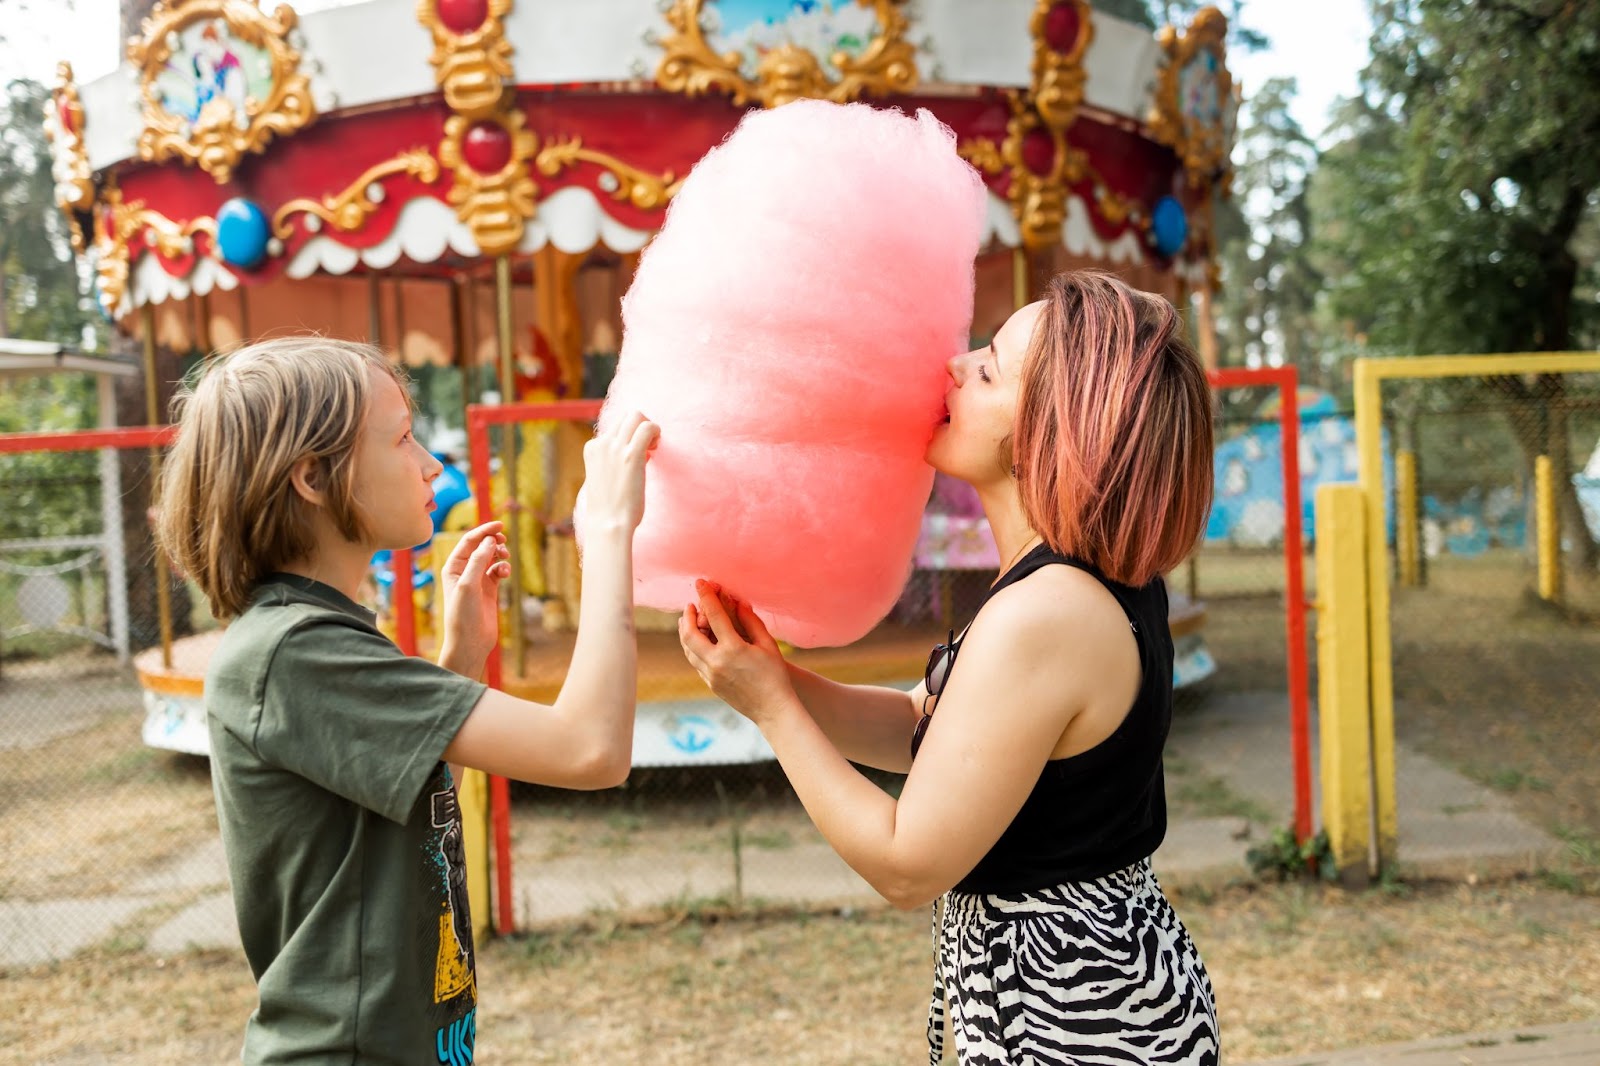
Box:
[438,520,510,676]
[581,412,659,533]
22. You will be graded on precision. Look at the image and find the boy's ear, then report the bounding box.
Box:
[289,456,326,507]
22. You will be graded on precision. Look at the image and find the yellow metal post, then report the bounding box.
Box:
[1395,450,1420,588]
[1535,455,1562,605]
[1352,360,1397,872]
[457,765,491,942]
[1315,483,1373,887]
[494,255,525,672]
[140,305,175,671]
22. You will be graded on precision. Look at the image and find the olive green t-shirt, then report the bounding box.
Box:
[205,573,487,1065]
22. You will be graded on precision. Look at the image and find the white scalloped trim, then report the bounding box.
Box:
[981,191,1021,249]
[1062,193,1147,266]
[518,185,653,255]
[124,185,1156,312]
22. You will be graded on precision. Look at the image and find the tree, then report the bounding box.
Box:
[1313,0,1600,570]
[0,78,96,345]
[1213,77,1325,383]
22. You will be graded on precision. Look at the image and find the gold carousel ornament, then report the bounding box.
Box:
[421,0,538,255]
[271,149,443,239]
[1148,4,1237,191]
[92,183,219,316]
[654,0,918,109]
[438,110,538,256]
[535,138,686,213]
[418,0,515,119]
[958,0,1094,252]
[127,0,318,185]
[45,62,95,252]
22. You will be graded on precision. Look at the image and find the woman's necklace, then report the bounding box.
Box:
[993,533,1042,586]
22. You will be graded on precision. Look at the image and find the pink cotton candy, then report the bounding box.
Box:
[581,100,987,647]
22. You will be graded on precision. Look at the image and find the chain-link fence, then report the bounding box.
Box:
[1371,365,1600,879]
[0,429,221,968]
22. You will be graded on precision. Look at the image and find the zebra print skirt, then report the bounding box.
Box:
[927,859,1218,1065]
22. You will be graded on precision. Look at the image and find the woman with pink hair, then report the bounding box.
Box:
[681,270,1220,1064]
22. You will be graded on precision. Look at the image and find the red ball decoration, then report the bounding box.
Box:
[461,121,512,174]
[1043,2,1082,53]
[1020,128,1057,177]
[436,0,489,35]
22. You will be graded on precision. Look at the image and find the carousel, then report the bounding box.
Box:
[48,0,1235,763]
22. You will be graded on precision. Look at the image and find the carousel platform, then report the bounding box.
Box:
[132,599,1210,762]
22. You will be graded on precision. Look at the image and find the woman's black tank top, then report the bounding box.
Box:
[950,542,1173,894]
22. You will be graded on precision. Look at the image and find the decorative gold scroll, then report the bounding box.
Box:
[534,137,684,212]
[416,0,514,119]
[46,62,94,251]
[271,149,442,239]
[1148,5,1235,191]
[655,0,917,109]
[94,183,219,314]
[128,1,317,184]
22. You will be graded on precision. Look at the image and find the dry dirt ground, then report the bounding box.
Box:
[5,880,1598,1064]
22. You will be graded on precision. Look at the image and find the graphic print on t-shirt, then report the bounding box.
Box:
[429,781,475,1006]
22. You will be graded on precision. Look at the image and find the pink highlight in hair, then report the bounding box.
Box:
[1013,271,1214,587]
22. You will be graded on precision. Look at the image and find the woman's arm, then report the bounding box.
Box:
[782,662,923,773]
[682,578,1119,908]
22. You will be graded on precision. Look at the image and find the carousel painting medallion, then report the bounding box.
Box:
[706,0,883,81]
[129,1,317,184]
[657,0,917,108]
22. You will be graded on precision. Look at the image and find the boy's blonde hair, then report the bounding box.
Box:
[156,336,410,620]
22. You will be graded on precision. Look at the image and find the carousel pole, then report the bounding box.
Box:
[140,304,174,670]
[1194,191,1221,374]
[1012,245,1030,310]
[1177,271,1200,602]
[495,255,525,672]
[367,272,382,346]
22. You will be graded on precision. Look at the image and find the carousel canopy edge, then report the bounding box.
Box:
[51,0,1239,317]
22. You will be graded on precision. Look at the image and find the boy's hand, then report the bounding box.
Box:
[581,412,659,533]
[439,520,509,676]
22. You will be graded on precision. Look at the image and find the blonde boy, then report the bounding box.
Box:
[157,337,655,1064]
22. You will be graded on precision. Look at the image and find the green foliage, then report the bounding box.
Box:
[1,77,98,347]
[0,374,99,545]
[1246,826,1336,882]
[1312,0,1600,356]
[1215,77,1326,384]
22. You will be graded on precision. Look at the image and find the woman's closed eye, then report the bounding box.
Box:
[977,364,991,384]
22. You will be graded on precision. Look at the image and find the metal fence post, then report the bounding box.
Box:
[1315,483,1373,887]
[1535,455,1563,605]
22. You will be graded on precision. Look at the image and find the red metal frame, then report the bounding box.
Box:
[464,398,603,935]
[1207,367,1313,846]
[0,425,176,453]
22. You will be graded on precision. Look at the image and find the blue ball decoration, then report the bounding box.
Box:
[216,198,271,269]
[1151,195,1188,258]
